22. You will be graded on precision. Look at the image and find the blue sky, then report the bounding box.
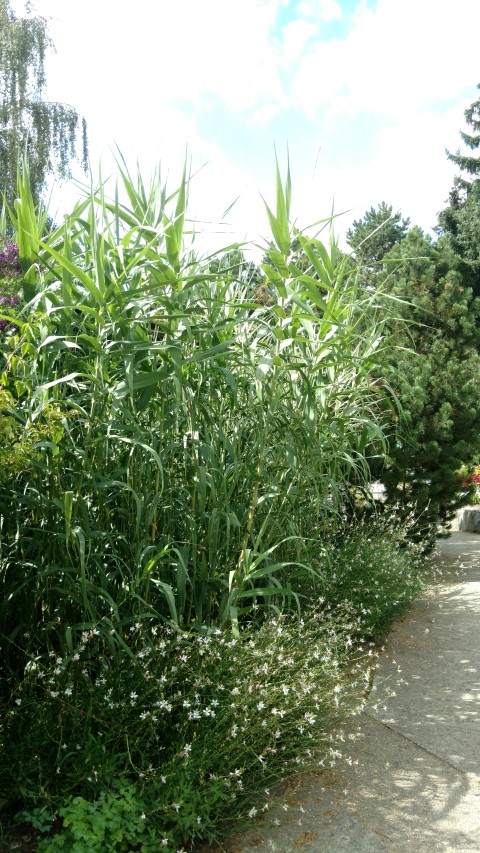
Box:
[10,0,480,257]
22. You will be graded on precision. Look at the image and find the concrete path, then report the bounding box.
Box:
[223,532,480,852]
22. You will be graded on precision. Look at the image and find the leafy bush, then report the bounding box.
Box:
[0,514,431,850]
[37,783,155,852]
[2,607,371,849]
[322,514,429,637]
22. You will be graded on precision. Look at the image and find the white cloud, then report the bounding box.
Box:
[287,105,464,248]
[26,0,286,116]
[248,103,281,125]
[290,0,480,120]
[296,0,343,21]
[281,19,319,66]
[8,0,480,252]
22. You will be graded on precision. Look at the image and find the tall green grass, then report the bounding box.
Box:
[1,158,397,676]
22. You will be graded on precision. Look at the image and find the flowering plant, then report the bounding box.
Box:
[0,236,22,333]
[0,238,21,280]
[461,465,480,503]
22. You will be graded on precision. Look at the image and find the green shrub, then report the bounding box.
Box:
[1,516,431,850]
[37,783,155,853]
[322,514,429,637]
[2,607,371,848]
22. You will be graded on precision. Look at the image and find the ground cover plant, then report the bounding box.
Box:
[0,158,431,850]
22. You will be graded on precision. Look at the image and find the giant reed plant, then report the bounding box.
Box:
[0,157,398,677]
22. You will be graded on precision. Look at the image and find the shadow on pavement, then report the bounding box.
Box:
[212,533,480,852]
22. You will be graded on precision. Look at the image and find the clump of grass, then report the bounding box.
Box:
[0,156,400,677]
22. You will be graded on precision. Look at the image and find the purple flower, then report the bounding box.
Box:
[0,238,21,279]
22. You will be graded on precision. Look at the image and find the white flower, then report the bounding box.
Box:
[248,807,257,818]
[188,710,201,720]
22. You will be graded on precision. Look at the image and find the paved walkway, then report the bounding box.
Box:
[225,532,480,852]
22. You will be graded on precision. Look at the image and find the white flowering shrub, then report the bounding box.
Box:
[320,514,430,637]
[2,608,374,850]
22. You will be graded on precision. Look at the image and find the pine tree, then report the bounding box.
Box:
[371,227,480,545]
[346,202,410,267]
[0,0,88,211]
[437,85,480,296]
[446,85,480,185]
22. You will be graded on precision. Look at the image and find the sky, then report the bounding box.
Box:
[9,0,480,258]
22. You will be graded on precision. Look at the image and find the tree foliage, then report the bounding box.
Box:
[346,201,410,267]
[0,0,88,210]
[437,85,480,296]
[445,85,480,182]
[371,228,480,543]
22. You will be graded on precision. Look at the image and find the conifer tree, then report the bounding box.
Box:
[346,202,410,268]
[437,85,480,296]
[371,228,480,545]
[0,0,88,211]
[445,86,480,184]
